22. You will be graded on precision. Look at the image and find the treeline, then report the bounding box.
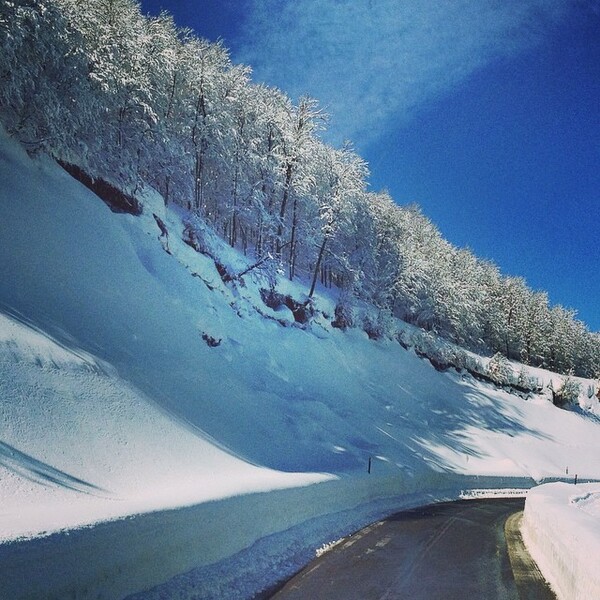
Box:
[1,0,598,377]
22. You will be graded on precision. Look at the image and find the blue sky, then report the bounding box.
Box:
[140,0,600,331]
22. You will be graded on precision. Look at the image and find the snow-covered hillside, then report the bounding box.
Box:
[1,126,600,598]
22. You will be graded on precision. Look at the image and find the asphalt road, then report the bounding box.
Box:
[271,498,556,600]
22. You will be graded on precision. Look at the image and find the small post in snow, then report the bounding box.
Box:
[574,474,578,485]
[566,466,569,476]
[368,456,372,474]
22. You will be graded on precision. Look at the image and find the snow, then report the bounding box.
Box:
[570,489,600,517]
[1,125,600,598]
[522,482,600,600]
[0,309,332,541]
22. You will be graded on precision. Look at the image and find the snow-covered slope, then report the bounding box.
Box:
[0,309,332,540]
[1,126,600,598]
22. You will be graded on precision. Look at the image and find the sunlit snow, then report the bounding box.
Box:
[1,125,600,598]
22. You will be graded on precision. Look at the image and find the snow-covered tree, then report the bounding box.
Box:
[0,0,91,157]
[307,142,367,297]
[1,0,598,378]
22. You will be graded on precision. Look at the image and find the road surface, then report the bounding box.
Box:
[271,498,555,599]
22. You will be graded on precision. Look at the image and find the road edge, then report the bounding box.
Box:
[505,511,556,600]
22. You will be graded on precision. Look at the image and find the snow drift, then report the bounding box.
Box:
[2,125,600,598]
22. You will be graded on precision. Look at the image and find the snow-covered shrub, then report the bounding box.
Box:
[449,347,469,372]
[553,374,582,408]
[332,295,355,330]
[362,308,395,340]
[517,366,540,392]
[362,313,382,340]
[487,352,513,386]
[539,384,555,403]
[464,354,485,377]
[251,257,278,291]
[182,218,222,257]
[408,330,456,371]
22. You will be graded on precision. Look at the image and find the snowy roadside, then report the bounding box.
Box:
[1,474,536,600]
[522,482,600,600]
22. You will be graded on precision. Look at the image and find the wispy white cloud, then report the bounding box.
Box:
[236,0,572,146]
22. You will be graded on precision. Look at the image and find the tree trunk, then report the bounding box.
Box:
[165,71,178,120]
[230,159,239,247]
[289,196,298,280]
[194,150,203,211]
[191,89,207,213]
[309,236,328,298]
[276,161,293,256]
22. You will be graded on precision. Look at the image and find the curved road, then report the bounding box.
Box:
[271,498,555,600]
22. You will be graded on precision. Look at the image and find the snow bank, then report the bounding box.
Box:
[0,310,334,540]
[1,471,532,600]
[522,482,600,600]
